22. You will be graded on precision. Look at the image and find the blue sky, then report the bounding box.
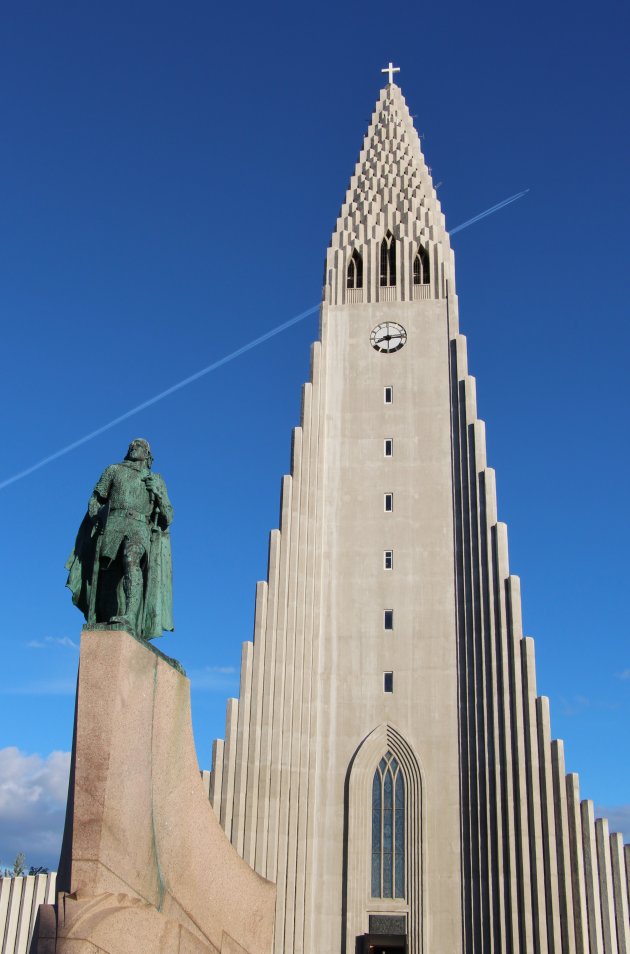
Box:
[1,0,628,870]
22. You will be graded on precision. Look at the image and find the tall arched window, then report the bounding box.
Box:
[347,249,363,289]
[413,244,430,285]
[344,725,422,953]
[380,232,396,287]
[371,751,405,898]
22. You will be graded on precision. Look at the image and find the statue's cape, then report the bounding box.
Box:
[65,515,174,640]
[143,525,174,639]
[65,513,98,620]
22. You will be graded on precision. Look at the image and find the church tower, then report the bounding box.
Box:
[208,74,630,954]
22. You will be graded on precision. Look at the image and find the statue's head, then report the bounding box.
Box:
[125,438,153,467]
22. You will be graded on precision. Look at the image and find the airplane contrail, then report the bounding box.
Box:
[450,189,530,235]
[0,304,319,491]
[0,189,528,491]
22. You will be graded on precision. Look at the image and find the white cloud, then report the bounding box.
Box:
[188,665,239,692]
[0,747,70,871]
[595,804,630,842]
[617,669,630,680]
[559,695,620,717]
[26,636,79,650]
[0,679,76,696]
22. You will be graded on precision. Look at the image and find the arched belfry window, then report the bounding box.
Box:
[371,751,405,898]
[347,249,363,289]
[380,231,396,287]
[413,244,430,285]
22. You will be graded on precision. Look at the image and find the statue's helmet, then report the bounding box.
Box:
[125,438,152,463]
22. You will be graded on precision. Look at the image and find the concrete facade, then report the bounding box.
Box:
[207,82,630,954]
[0,873,56,954]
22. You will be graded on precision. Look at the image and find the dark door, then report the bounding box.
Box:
[359,933,407,954]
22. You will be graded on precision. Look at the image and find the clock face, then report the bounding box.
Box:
[370,322,407,353]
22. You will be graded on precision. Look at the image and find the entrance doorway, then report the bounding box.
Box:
[359,934,407,954]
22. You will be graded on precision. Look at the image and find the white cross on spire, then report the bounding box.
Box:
[381,62,400,85]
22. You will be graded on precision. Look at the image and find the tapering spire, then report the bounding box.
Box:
[324,80,454,305]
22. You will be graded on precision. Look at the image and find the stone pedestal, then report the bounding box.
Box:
[31,630,275,954]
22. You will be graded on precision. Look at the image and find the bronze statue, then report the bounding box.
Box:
[66,439,174,640]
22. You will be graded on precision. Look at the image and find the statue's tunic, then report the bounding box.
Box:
[90,462,172,562]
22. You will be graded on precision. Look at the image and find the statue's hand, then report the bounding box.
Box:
[143,474,161,501]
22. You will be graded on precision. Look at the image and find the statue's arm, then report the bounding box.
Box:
[87,466,115,518]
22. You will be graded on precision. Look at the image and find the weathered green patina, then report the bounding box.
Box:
[66,439,174,641]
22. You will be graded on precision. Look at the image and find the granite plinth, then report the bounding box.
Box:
[31,629,274,954]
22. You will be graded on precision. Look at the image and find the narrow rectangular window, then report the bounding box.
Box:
[384,438,393,457]
[384,672,394,693]
[384,610,394,630]
[384,493,393,512]
[384,386,393,404]
[384,550,393,570]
